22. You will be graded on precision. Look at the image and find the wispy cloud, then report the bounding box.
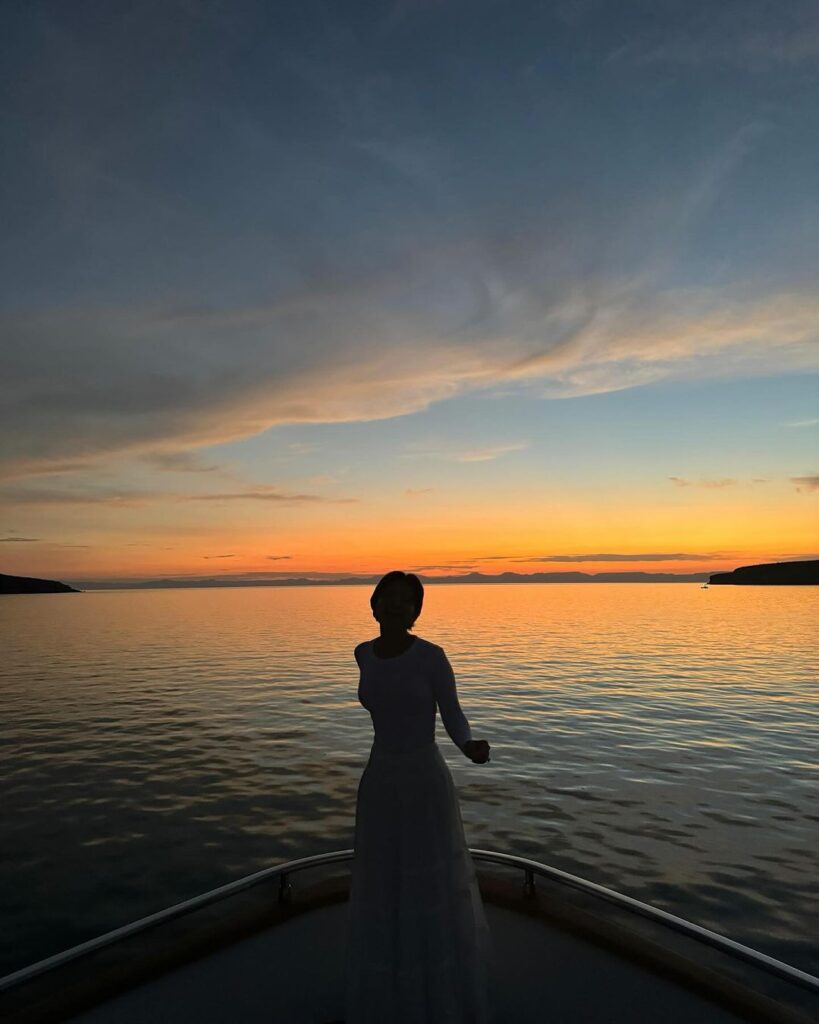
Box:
[669,477,736,489]
[455,443,528,463]
[401,442,527,462]
[408,564,479,572]
[184,490,358,504]
[266,555,292,560]
[143,451,222,473]
[790,475,819,493]
[4,121,817,484]
[410,552,738,566]
[0,460,98,478]
[522,290,819,399]
[785,418,819,428]
[667,477,770,489]
[0,536,40,542]
[3,262,818,482]
[607,5,819,69]
[203,553,235,559]
[0,485,358,506]
[0,487,163,506]
[521,552,727,563]
[405,487,433,496]
[285,442,320,454]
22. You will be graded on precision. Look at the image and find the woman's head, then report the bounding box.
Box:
[370,570,424,631]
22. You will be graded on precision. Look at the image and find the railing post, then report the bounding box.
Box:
[278,872,292,905]
[523,867,536,899]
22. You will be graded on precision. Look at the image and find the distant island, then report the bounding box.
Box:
[0,572,80,594]
[709,559,819,585]
[11,563,818,592]
[70,570,712,590]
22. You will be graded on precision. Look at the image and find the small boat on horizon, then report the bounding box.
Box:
[1,848,816,1024]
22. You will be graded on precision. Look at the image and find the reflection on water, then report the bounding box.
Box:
[1,583,817,977]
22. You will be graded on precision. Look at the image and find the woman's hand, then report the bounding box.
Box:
[462,739,491,764]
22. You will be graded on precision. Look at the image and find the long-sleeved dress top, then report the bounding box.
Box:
[355,636,473,754]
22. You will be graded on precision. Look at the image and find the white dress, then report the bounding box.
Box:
[344,635,494,1024]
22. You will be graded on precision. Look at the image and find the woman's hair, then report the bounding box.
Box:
[370,570,424,629]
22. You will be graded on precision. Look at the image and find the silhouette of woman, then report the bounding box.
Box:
[344,571,494,1024]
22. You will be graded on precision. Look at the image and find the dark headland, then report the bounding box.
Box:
[709,559,819,585]
[0,573,80,594]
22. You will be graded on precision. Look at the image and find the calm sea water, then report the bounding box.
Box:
[1,583,817,979]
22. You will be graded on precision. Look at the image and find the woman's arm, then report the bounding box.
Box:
[431,647,491,762]
[431,646,473,752]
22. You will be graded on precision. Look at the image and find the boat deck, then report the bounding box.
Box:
[2,857,815,1024]
[64,898,751,1024]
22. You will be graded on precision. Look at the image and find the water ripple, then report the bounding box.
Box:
[0,583,816,978]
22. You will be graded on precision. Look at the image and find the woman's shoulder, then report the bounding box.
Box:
[415,636,444,658]
[354,636,439,658]
[414,635,440,648]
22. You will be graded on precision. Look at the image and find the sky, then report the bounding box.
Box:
[1,0,817,584]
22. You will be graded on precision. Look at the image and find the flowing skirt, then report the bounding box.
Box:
[344,740,494,1024]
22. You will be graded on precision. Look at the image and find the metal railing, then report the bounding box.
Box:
[1,848,817,997]
[469,849,819,993]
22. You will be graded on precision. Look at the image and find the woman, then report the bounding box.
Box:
[344,570,494,1024]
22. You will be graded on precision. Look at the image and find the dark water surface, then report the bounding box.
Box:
[1,583,816,978]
